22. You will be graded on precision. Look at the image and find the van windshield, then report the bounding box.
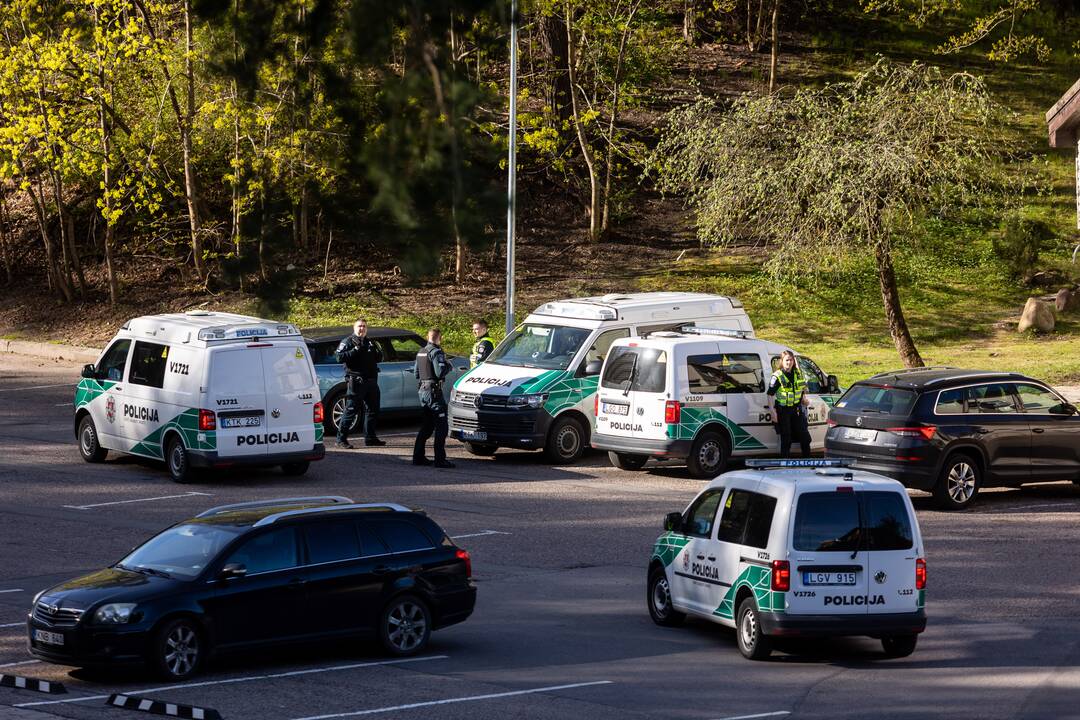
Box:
[488,324,590,370]
[601,346,667,393]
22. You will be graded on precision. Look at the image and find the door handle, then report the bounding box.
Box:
[373,565,393,576]
[114,386,123,391]
[287,578,307,589]
[1032,428,1045,434]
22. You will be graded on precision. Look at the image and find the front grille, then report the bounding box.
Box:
[452,392,508,409]
[34,602,84,627]
[450,414,535,434]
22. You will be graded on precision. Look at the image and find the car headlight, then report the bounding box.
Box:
[94,603,138,624]
[507,393,546,409]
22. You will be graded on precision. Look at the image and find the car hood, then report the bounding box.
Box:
[37,567,187,610]
[452,362,571,397]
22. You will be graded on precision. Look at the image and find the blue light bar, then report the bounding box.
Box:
[744,458,855,469]
[678,325,752,339]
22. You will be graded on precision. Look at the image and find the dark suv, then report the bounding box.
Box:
[825,369,1080,509]
[27,497,475,679]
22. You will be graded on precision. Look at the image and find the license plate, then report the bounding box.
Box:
[844,427,875,441]
[461,430,488,441]
[803,571,857,586]
[34,629,64,646]
[602,402,629,416]
[222,416,262,428]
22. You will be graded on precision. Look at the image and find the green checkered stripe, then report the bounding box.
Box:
[129,409,217,459]
[651,532,691,567]
[917,589,925,609]
[75,378,116,408]
[504,369,596,416]
[667,406,766,450]
[315,423,324,443]
[714,565,786,619]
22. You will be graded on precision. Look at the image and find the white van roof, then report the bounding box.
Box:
[614,332,792,356]
[530,292,748,324]
[709,466,908,499]
[117,311,302,347]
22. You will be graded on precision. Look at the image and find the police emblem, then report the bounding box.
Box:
[106,395,116,424]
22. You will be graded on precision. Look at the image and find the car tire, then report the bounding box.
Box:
[686,430,728,479]
[932,453,980,510]
[153,617,204,680]
[464,442,498,457]
[166,435,194,484]
[379,594,432,657]
[736,597,772,660]
[77,415,108,463]
[326,388,359,436]
[647,566,685,627]
[881,634,918,658]
[281,461,310,476]
[610,451,648,471]
[544,415,586,465]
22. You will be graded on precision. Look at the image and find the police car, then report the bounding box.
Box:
[75,311,325,482]
[647,459,927,660]
[592,328,841,477]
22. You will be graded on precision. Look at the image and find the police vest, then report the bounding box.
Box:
[772,368,806,407]
[415,344,447,384]
[470,336,493,368]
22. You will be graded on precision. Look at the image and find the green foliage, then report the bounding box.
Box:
[992,215,1056,277]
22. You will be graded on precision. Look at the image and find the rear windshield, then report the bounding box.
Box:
[793,491,914,552]
[836,385,916,416]
[601,346,667,393]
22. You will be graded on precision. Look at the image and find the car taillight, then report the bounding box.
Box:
[827,418,837,427]
[456,548,472,578]
[888,426,936,441]
[915,558,926,590]
[313,402,324,424]
[665,400,681,424]
[198,409,216,431]
[771,560,790,591]
[594,394,599,416]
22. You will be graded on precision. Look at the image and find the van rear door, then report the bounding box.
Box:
[863,491,921,615]
[209,346,269,458]
[597,345,668,441]
[261,343,318,453]
[787,489,870,616]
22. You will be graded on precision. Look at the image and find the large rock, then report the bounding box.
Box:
[1018,297,1055,333]
[1055,288,1080,313]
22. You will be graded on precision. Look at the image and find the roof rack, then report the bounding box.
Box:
[744,458,855,470]
[252,502,413,528]
[196,496,353,519]
[677,325,753,339]
[868,366,955,379]
[922,371,1022,387]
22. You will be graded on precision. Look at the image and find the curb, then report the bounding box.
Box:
[0,339,101,364]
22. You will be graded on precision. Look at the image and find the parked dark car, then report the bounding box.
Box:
[304,327,469,435]
[27,497,475,679]
[825,368,1080,509]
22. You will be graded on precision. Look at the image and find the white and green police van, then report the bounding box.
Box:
[648,459,927,660]
[447,293,755,463]
[592,328,842,477]
[75,311,325,483]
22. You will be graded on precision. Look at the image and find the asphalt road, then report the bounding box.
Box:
[1,352,1079,720]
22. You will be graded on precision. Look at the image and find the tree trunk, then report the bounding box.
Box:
[768,0,779,92]
[601,4,637,235]
[96,14,119,306]
[565,4,600,241]
[66,212,87,298]
[683,0,696,45]
[0,186,12,284]
[875,242,923,368]
[25,178,72,302]
[538,14,572,126]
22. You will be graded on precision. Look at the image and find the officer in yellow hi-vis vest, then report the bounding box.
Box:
[767,349,812,458]
[469,319,495,368]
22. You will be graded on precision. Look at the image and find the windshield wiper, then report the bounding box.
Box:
[622,354,640,396]
[129,565,172,579]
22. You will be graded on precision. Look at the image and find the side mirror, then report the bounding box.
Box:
[219,563,247,580]
[1051,402,1078,415]
[81,364,97,379]
[664,512,683,532]
[827,375,840,394]
[583,359,603,377]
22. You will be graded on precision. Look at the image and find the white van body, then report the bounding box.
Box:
[648,461,927,660]
[448,293,754,464]
[74,311,325,481]
[592,330,841,477]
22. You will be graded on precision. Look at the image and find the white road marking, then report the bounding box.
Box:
[63,492,213,510]
[712,712,791,720]
[54,402,73,407]
[0,383,74,392]
[289,680,615,719]
[984,502,1080,514]
[449,530,512,539]
[0,589,24,594]
[0,622,25,628]
[0,661,39,668]
[15,655,449,708]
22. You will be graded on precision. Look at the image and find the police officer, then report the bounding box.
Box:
[413,327,454,468]
[470,320,494,368]
[767,349,812,458]
[334,318,385,449]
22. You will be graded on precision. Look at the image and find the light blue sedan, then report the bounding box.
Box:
[304,326,470,434]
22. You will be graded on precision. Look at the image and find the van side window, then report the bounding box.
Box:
[864,492,913,551]
[304,521,361,565]
[356,522,389,556]
[797,357,825,394]
[97,339,131,381]
[225,528,299,575]
[688,354,764,395]
[964,384,1018,414]
[742,494,778,549]
[1014,383,1063,413]
[129,341,169,388]
[716,490,752,543]
[935,388,965,414]
[683,489,723,538]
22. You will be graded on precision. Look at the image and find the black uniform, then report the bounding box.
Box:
[767,368,812,458]
[335,334,382,443]
[412,341,452,466]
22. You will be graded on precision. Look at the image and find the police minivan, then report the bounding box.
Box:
[648,459,927,660]
[592,328,841,477]
[448,293,755,464]
[75,311,326,482]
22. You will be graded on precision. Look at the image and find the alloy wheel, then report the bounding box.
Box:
[164,625,198,677]
[386,601,428,653]
[332,397,358,432]
[947,462,976,503]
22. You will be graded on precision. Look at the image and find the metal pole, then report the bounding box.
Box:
[505,0,518,336]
